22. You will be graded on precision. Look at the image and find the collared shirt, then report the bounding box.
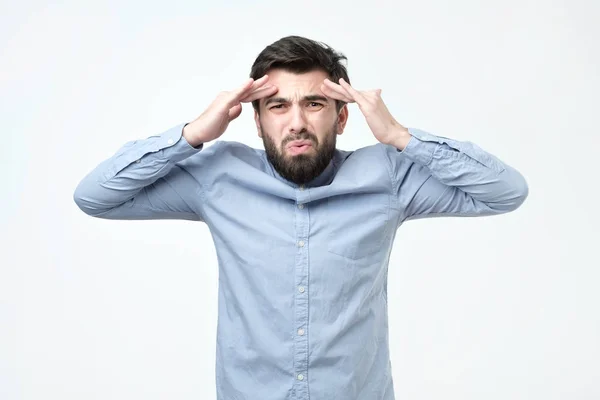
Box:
[74,122,528,400]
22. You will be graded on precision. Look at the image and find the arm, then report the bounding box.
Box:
[318,78,528,222]
[73,76,278,221]
[384,128,529,223]
[73,123,206,221]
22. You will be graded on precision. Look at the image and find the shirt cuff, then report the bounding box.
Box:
[396,127,443,166]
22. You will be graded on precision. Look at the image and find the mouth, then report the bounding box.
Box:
[286,140,313,155]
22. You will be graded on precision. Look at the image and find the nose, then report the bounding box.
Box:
[287,104,308,135]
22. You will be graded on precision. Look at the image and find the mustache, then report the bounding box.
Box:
[282,132,318,147]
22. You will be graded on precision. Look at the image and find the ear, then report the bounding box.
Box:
[335,104,349,135]
[254,109,262,138]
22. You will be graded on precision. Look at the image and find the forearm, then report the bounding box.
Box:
[183,122,206,148]
[73,123,202,217]
[390,127,528,219]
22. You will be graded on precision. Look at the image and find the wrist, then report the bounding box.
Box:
[387,126,412,151]
[182,123,205,148]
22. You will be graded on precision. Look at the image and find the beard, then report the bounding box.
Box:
[261,122,337,185]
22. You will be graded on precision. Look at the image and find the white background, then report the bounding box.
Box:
[2,0,599,399]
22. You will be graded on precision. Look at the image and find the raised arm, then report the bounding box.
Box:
[383,128,529,222]
[73,75,278,221]
[73,123,206,220]
[319,77,528,223]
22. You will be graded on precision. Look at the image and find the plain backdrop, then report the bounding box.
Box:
[1,0,599,399]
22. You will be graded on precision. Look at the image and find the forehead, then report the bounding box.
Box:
[266,69,329,93]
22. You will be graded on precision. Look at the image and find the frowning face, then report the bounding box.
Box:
[254,69,348,184]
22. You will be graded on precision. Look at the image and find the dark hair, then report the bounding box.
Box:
[250,35,350,114]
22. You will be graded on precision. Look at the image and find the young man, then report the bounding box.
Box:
[74,35,528,400]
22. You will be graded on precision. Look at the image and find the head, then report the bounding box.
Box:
[250,36,350,185]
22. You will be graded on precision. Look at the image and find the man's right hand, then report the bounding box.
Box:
[182,75,278,147]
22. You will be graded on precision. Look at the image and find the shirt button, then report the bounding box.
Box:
[299,185,305,191]
[297,240,305,247]
[298,286,305,293]
[298,204,304,209]
[167,138,174,144]
[297,374,304,381]
[298,328,305,335]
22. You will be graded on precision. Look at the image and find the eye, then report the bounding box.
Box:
[308,102,324,108]
[269,104,285,109]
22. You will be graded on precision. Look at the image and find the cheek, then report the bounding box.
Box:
[313,117,336,134]
[310,112,336,127]
[263,129,284,148]
[262,121,285,142]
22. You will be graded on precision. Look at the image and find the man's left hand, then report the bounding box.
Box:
[321,78,412,150]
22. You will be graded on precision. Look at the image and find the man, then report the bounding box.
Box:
[74,35,528,400]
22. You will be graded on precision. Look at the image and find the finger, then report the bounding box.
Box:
[228,103,243,121]
[338,78,367,105]
[233,75,269,102]
[320,83,353,103]
[323,78,354,101]
[233,78,256,99]
[322,79,353,101]
[240,85,278,103]
[247,75,270,92]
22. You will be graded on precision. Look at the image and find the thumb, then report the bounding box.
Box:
[228,103,243,121]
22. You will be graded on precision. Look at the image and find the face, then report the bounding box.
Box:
[254,69,348,184]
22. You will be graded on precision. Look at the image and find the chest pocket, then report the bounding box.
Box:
[325,194,392,260]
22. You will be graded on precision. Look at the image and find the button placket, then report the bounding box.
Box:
[293,186,310,397]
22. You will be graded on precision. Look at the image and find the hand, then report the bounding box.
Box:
[320,78,411,149]
[183,75,278,146]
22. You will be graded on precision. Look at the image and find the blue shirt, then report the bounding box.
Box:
[73,122,528,400]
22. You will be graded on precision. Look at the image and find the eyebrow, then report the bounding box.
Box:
[264,94,329,106]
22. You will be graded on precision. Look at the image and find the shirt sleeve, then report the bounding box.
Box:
[73,122,207,221]
[382,127,529,223]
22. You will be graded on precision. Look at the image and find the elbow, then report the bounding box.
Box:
[73,183,106,217]
[510,176,529,211]
[496,172,529,213]
[73,186,95,216]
